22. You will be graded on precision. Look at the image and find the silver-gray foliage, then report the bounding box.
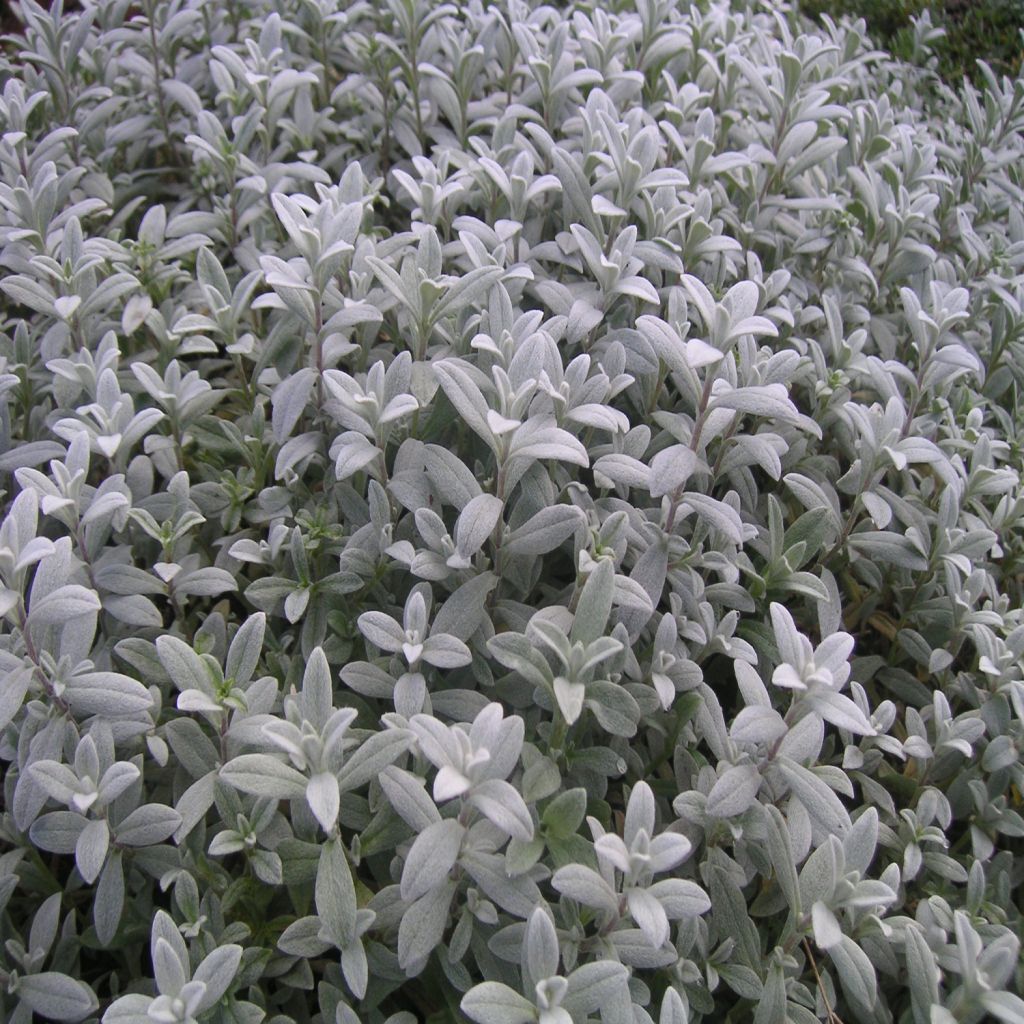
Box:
[0,0,1022,1021]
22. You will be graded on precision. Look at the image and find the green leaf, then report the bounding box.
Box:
[400,819,465,902]
[224,613,266,688]
[981,992,1024,1024]
[829,936,877,1012]
[114,804,181,847]
[905,925,940,1024]
[847,531,929,571]
[316,837,357,948]
[784,509,832,569]
[193,944,243,1012]
[156,634,212,694]
[708,862,761,969]
[460,982,535,1024]
[551,864,618,914]
[163,719,219,779]
[565,960,630,1014]
[586,680,640,737]
[75,818,109,883]
[778,757,851,836]
[764,804,801,916]
[659,989,689,1024]
[752,959,786,1024]
[648,444,696,498]
[520,756,561,803]
[64,672,153,717]
[705,764,761,818]
[336,728,413,793]
[397,879,457,971]
[220,755,308,800]
[17,972,98,1022]
[94,853,125,947]
[101,993,152,1024]
[571,558,614,645]
[28,585,101,625]
[0,666,30,731]
[542,788,588,839]
[278,916,332,958]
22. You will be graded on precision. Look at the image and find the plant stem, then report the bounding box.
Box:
[145,0,176,162]
[803,938,842,1024]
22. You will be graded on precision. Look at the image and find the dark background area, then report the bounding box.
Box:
[799,0,1024,82]
[0,0,81,34]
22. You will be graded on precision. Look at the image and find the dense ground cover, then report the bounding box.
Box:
[0,0,1022,1022]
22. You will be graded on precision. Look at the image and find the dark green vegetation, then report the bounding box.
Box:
[801,0,1024,81]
